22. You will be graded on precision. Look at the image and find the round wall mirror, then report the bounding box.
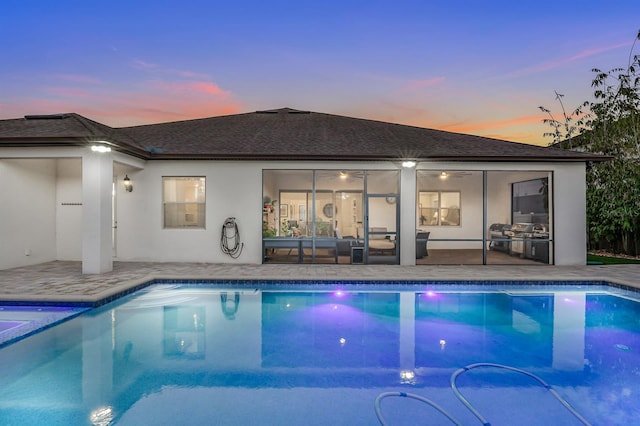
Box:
[322,203,336,218]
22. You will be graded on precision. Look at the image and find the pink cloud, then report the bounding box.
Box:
[406,77,445,90]
[132,59,158,70]
[510,41,630,77]
[177,70,210,79]
[45,87,93,98]
[3,76,242,126]
[152,80,231,97]
[439,114,544,133]
[53,74,102,84]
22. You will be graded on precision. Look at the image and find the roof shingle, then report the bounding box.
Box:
[0,108,605,162]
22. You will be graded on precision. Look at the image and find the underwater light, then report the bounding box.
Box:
[90,406,113,426]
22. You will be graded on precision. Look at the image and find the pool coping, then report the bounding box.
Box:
[2,272,639,308]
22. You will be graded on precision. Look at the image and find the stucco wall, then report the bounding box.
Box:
[115,161,263,263]
[56,159,83,260]
[0,159,57,269]
[552,163,586,265]
[113,160,586,265]
[0,154,587,269]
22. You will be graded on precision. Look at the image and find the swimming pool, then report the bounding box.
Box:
[0,281,638,425]
[0,305,88,348]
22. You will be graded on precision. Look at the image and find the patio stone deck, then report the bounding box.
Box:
[0,261,639,305]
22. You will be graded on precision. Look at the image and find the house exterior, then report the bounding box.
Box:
[0,108,604,273]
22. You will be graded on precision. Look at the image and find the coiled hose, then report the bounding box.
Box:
[374,391,462,425]
[220,217,244,258]
[375,363,591,426]
[450,363,592,426]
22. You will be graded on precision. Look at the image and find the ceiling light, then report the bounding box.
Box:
[91,145,111,153]
[402,160,416,168]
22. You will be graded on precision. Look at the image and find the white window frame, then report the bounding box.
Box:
[162,176,206,229]
[418,190,461,226]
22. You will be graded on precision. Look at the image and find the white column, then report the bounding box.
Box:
[399,292,416,370]
[400,166,417,265]
[552,292,586,370]
[82,152,113,274]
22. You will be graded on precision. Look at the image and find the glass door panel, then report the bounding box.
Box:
[366,195,398,264]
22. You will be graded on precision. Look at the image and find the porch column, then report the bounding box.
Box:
[400,166,417,265]
[552,292,586,370]
[399,292,416,371]
[82,152,113,274]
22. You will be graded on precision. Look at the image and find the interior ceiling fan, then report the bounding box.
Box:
[430,171,474,179]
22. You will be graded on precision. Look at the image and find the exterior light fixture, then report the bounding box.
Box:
[401,160,416,168]
[339,171,348,179]
[439,171,449,180]
[90,145,111,153]
[123,175,133,192]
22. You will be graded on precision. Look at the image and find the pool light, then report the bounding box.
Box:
[400,370,416,384]
[90,406,113,425]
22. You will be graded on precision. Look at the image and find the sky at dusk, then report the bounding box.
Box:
[1,1,639,146]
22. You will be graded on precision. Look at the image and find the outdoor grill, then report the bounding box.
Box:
[488,223,511,252]
[504,223,549,261]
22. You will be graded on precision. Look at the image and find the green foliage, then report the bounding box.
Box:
[541,30,640,255]
[262,220,276,238]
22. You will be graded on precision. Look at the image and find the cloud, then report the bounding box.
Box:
[406,77,445,90]
[153,80,230,97]
[177,70,210,79]
[438,114,544,133]
[45,87,93,98]
[132,59,158,70]
[5,77,242,126]
[509,41,630,77]
[53,74,102,85]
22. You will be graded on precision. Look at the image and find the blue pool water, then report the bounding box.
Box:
[0,305,88,348]
[0,282,639,425]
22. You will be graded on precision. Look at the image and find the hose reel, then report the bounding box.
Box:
[220,217,244,259]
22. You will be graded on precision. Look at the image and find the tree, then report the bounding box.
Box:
[541,30,640,255]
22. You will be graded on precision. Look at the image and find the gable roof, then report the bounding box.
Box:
[0,108,606,162]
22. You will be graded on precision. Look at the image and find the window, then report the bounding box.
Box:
[418,191,461,226]
[163,177,206,228]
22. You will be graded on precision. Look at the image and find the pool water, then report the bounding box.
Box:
[0,305,88,348]
[0,283,639,425]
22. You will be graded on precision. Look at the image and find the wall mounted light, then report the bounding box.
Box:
[90,145,111,153]
[439,171,449,180]
[401,160,416,168]
[123,175,133,192]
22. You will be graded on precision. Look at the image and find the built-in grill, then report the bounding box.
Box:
[504,223,549,261]
[489,223,511,252]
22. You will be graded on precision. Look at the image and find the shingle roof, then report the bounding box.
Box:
[0,108,605,162]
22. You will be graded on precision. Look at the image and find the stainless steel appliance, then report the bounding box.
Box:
[489,223,510,252]
[504,223,549,262]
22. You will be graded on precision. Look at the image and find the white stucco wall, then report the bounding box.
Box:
[552,163,586,265]
[115,161,263,263]
[113,160,587,266]
[0,159,57,269]
[56,158,83,260]
[0,150,588,269]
